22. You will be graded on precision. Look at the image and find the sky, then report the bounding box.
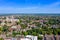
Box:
[0,0,60,13]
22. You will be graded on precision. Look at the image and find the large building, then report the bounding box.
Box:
[3,35,37,40]
[20,38,31,40]
[26,35,38,40]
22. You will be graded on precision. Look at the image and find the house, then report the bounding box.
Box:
[4,37,17,40]
[9,25,21,32]
[28,24,37,28]
[12,38,17,40]
[39,20,44,24]
[51,25,60,28]
[55,35,60,40]
[43,34,60,40]
[6,17,10,22]
[4,38,11,40]
[9,26,17,32]
[43,34,54,40]
[16,25,21,31]
[1,22,5,26]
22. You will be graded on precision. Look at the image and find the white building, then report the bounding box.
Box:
[1,22,5,26]
[12,38,17,40]
[26,35,38,40]
[20,38,31,40]
[11,26,17,29]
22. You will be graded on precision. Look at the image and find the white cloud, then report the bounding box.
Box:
[0,2,60,13]
[44,2,60,8]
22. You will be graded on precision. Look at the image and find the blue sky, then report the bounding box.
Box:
[0,0,60,13]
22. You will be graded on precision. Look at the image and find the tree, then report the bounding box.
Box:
[22,32,28,36]
[20,24,27,29]
[0,21,2,24]
[12,31,17,37]
[16,19,22,25]
[2,25,9,34]
[0,27,3,34]
[32,32,37,36]
[38,36,43,40]
[48,19,55,25]
[57,28,60,35]
[0,38,4,40]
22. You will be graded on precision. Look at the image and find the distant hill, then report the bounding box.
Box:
[0,13,60,16]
